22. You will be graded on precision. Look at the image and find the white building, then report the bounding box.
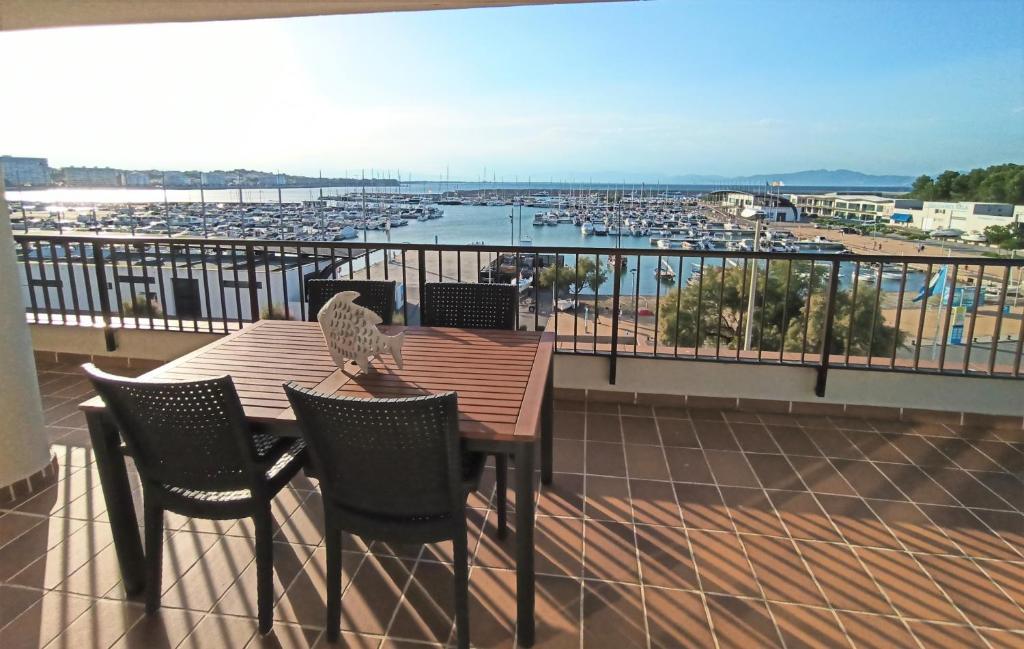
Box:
[706,190,799,222]
[161,171,193,187]
[0,156,51,186]
[61,166,121,187]
[893,201,1019,234]
[788,192,921,222]
[125,171,150,186]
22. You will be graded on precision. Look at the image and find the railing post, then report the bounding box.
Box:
[91,242,117,351]
[815,259,841,397]
[417,248,427,325]
[245,244,260,322]
[609,255,622,384]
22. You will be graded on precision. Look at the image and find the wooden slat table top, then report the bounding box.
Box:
[81,319,554,442]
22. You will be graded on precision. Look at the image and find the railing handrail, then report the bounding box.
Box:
[12,232,1024,267]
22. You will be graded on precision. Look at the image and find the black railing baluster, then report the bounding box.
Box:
[814,260,841,397]
[573,255,580,354]
[779,259,793,364]
[694,257,705,359]
[757,258,770,361]
[139,242,156,329]
[214,244,229,332]
[79,242,96,325]
[632,253,641,357]
[109,244,125,326]
[262,244,272,320]
[45,240,63,321]
[245,245,260,322]
[736,257,749,361]
[91,242,116,351]
[231,244,243,328]
[18,241,40,319]
[866,262,884,367]
[168,243,181,331]
[962,264,985,374]
[62,240,81,324]
[37,237,55,319]
[609,252,622,383]
[937,264,959,372]
[401,248,409,324]
[715,256,727,360]
[674,254,684,358]
[890,263,909,370]
[593,253,600,353]
[988,266,1010,375]
[417,248,427,323]
[279,244,290,321]
[152,242,169,331]
[845,261,861,367]
[800,261,816,365]
[912,263,934,371]
[533,253,540,332]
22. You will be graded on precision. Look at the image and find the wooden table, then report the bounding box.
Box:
[81,320,554,647]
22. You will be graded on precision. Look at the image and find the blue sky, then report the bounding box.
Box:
[1,0,1021,180]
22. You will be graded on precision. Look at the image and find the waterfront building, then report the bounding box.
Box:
[61,166,121,187]
[788,192,920,222]
[201,171,232,187]
[124,170,150,186]
[891,200,1019,233]
[706,189,799,221]
[0,155,51,186]
[161,170,193,187]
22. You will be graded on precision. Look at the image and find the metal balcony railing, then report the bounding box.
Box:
[13,234,1024,394]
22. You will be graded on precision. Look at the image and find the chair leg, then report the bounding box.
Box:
[452,521,471,649]
[325,521,343,642]
[253,506,275,635]
[143,499,163,615]
[495,453,508,540]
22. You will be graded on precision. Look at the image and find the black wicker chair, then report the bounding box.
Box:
[82,363,306,635]
[284,385,496,648]
[420,282,518,330]
[306,279,396,324]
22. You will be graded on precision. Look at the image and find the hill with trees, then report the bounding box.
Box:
[907,164,1024,204]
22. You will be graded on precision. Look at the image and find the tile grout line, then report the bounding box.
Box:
[824,422,1024,623]
[614,403,652,649]
[726,415,858,649]
[787,418,984,649]
[691,411,791,649]
[649,406,721,649]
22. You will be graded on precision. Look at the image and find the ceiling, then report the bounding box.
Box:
[1,0,622,31]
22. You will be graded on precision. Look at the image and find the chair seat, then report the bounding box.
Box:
[162,438,307,506]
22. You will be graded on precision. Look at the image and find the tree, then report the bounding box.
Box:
[907,163,1024,204]
[658,261,905,358]
[537,255,608,298]
[983,223,1024,250]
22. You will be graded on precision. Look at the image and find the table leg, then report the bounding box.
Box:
[85,410,146,595]
[514,440,536,647]
[540,366,553,486]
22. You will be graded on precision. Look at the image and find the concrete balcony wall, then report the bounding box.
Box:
[554,353,1024,419]
[27,321,1024,420]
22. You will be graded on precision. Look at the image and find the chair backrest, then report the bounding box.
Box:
[284,384,463,519]
[307,279,395,324]
[82,363,257,492]
[420,282,517,330]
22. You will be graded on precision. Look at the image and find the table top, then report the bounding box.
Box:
[82,320,554,442]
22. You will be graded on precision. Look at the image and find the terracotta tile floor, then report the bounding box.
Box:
[3,361,1024,647]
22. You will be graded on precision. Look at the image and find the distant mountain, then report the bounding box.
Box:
[666,169,915,187]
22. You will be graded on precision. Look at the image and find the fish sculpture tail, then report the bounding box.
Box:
[388,332,405,369]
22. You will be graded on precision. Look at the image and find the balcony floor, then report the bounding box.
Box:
[2,360,1024,648]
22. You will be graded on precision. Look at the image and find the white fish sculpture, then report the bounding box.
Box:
[317,291,404,374]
